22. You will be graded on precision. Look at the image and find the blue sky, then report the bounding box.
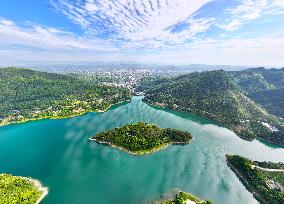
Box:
[0,0,284,66]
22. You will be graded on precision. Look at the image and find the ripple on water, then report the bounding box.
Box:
[0,97,283,204]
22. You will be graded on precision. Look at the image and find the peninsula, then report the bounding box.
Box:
[0,174,48,204]
[90,122,192,155]
[226,155,284,204]
[138,69,284,146]
[0,68,131,127]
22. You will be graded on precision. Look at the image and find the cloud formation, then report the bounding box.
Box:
[1,0,284,65]
[0,18,116,51]
[50,0,212,43]
[221,0,284,31]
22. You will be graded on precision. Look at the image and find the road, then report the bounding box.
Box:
[252,165,284,172]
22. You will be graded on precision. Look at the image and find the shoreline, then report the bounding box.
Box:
[89,137,190,155]
[256,137,284,148]
[22,176,48,204]
[225,156,269,204]
[0,99,131,127]
[144,100,284,148]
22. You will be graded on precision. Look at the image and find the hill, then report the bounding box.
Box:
[90,122,192,155]
[140,70,284,146]
[0,68,131,126]
[231,68,284,118]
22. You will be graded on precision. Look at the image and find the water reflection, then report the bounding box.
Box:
[1,96,283,204]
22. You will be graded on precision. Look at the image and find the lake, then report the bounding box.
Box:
[0,96,283,204]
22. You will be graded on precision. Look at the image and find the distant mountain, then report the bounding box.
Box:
[1,63,249,74]
[139,70,284,146]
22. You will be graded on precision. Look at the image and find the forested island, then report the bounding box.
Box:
[226,155,284,204]
[90,122,192,155]
[154,191,213,204]
[138,69,284,146]
[0,174,47,204]
[0,68,131,126]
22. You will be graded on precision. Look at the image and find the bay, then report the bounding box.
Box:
[0,96,283,204]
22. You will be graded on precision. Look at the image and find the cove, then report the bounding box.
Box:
[0,96,283,204]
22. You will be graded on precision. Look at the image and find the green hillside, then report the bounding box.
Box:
[231,68,284,118]
[230,71,274,93]
[0,68,131,126]
[140,70,284,146]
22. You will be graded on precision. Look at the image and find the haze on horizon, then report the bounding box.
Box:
[0,0,284,67]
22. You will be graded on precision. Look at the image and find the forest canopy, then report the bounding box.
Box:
[0,68,131,126]
[91,122,192,154]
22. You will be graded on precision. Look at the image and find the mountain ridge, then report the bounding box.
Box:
[140,69,284,146]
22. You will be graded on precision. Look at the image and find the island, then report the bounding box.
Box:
[90,122,192,155]
[0,68,131,127]
[154,190,213,204]
[0,173,48,204]
[226,155,284,204]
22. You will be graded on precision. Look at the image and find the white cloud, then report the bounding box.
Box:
[85,0,98,13]
[220,0,267,31]
[0,18,117,51]
[159,36,284,66]
[1,1,284,66]
[266,0,284,14]
[0,19,14,26]
[1,22,284,67]
[50,0,212,43]
[220,0,284,31]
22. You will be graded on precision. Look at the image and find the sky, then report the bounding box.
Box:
[0,0,284,66]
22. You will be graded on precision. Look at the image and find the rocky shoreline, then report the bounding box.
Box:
[26,178,48,204]
[89,137,191,155]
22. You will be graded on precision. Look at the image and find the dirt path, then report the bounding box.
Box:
[252,165,284,172]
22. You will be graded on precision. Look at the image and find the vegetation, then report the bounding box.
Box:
[0,174,46,204]
[154,191,213,204]
[139,70,284,146]
[226,155,284,204]
[231,67,284,118]
[90,122,192,154]
[249,88,284,119]
[0,68,131,126]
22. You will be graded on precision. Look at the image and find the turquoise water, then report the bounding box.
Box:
[0,96,283,204]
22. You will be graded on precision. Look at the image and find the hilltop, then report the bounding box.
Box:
[139,70,284,146]
[0,68,131,126]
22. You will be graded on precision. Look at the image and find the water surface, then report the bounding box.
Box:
[0,96,283,204]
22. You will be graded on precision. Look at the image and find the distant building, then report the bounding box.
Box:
[266,180,284,192]
[261,122,279,132]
